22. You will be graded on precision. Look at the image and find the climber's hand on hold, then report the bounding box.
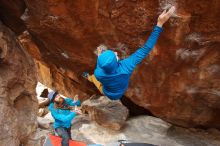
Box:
[75,110,82,115]
[97,46,103,56]
[157,6,176,27]
[73,95,79,102]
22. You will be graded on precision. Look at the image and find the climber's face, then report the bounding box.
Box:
[54,94,64,104]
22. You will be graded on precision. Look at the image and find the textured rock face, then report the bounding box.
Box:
[0,22,38,146]
[1,0,219,129]
[82,96,129,130]
[18,32,89,99]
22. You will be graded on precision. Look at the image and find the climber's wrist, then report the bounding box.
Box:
[156,22,163,28]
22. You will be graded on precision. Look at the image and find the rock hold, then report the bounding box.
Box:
[82,96,129,131]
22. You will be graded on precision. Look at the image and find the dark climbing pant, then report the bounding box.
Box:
[55,127,71,146]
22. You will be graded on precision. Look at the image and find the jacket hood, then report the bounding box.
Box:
[98,50,118,74]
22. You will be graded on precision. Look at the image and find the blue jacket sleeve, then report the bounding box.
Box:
[120,26,163,73]
[65,98,81,106]
[49,103,76,122]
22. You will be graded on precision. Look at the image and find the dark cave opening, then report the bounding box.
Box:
[120,95,153,118]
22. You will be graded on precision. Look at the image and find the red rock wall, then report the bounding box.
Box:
[1,0,219,129]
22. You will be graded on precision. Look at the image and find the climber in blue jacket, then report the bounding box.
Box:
[83,6,176,100]
[48,91,81,146]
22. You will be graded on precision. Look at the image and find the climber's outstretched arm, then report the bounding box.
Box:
[120,6,176,73]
